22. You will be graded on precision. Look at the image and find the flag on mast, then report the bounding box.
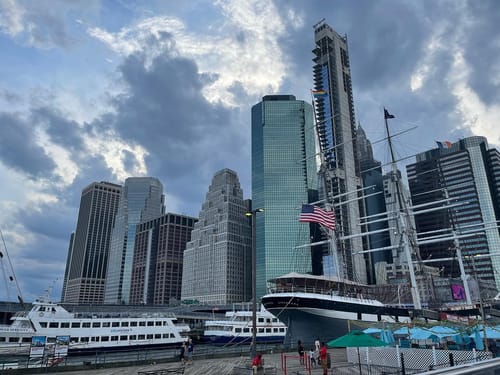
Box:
[436,140,452,149]
[299,204,336,230]
[312,89,328,97]
[384,108,395,119]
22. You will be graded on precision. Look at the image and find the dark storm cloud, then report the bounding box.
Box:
[32,107,85,151]
[461,0,500,105]
[0,112,56,178]
[95,40,244,213]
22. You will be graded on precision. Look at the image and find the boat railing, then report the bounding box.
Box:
[72,311,176,319]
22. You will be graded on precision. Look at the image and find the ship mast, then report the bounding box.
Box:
[384,108,422,310]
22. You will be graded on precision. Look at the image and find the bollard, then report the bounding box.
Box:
[400,352,406,375]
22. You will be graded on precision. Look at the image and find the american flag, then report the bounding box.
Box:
[299,204,336,230]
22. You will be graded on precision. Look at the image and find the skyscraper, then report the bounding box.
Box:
[312,21,366,283]
[104,177,165,304]
[62,181,122,304]
[251,95,317,297]
[407,136,500,295]
[181,169,251,304]
[129,213,196,305]
[357,125,391,283]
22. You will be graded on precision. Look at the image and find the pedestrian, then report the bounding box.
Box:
[187,338,194,364]
[179,341,186,365]
[251,353,264,374]
[320,342,328,375]
[309,348,316,367]
[298,340,305,365]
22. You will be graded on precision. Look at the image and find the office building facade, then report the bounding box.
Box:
[104,177,165,304]
[129,213,196,305]
[312,22,366,283]
[251,95,317,297]
[407,136,500,295]
[181,169,251,304]
[62,181,122,304]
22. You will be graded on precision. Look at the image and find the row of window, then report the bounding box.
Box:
[0,333,176,344]
[234,327,285,333]
[38,320,170,328]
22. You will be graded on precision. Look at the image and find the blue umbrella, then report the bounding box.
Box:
[380,329,395,344]
[473,327,484,350]
[363,327,382,335]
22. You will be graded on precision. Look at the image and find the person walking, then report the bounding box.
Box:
[297,340,305,365]
[187,338,194,364]
[179,341,186,365]
[320,342,328,375]
[251,353,264,374]
[309,348,316,367]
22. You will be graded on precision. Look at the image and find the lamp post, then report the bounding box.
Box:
[246,208,264,359]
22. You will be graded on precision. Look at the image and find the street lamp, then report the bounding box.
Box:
[246,208,264,359]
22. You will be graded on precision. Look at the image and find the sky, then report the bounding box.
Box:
[0,0,499,302]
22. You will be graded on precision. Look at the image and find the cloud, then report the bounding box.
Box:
[0,112,56,178]
[0,0,99,49]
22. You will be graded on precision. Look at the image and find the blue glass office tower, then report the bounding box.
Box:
[251,95,318,297]
[104,177,165,304]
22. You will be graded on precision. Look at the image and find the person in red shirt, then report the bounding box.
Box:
[320,342,328,375]
[252,353,264,374]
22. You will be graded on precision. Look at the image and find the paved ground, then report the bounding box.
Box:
[50,349,350,375]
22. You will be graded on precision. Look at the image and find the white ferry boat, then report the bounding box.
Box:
[203,305,286,345]
[0,297,190,355]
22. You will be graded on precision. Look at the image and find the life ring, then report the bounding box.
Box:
[39,312,44,317]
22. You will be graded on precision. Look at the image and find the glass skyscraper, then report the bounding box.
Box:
[312,22,366,283]
[407,136,500,295]
[104,177,165,304]
[251,95,317,297]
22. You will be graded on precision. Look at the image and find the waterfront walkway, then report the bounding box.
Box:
[49,349,349,375]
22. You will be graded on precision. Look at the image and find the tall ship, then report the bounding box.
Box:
[203,305,286,345]
[0,296,190,355]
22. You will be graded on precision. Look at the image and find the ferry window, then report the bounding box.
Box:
[61,322,70,328]
[273,328,278,333]
[8,337,19,343]
[162,334,168,339]
[130,335,137,340]
[266,319,271,323]
[170,333,174,338]
[92,322,101,328]
[47,337,56,344]
[235,328,241,333]
[40,322,47,328]
[258,328,264,333]
[49,322,58,328]
[112,322,119,327]
[81,337,89,342]
[120,335,127,340]
[121,322,129,327]
[139,321,146,327]
[155,334,161,339]
[70,337,78,343]
[102,322,110,327]
[39,307,46,312]
[147,321,154,326]
[71,322,80,328]
[147,334,153,339]
[266,328,271,333]
[130,322,137,327]
[243,328,249,333]
[279,328,285,332]
[82,322,91,328]
[111,336,118,341]
[22,337,31,343]
[272,318,278,323]
[0,337,5,342]
[138,335,145,340]
[91,337,98,342]
[258,318,264,323]
[155,321,161,326]
[101,336,109,342]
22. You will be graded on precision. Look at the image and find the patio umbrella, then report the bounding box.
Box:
[327,330,387,374]
[363,327,382,335]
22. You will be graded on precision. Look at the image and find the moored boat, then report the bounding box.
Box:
[203,305,286,345]
[0,296,190,355]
